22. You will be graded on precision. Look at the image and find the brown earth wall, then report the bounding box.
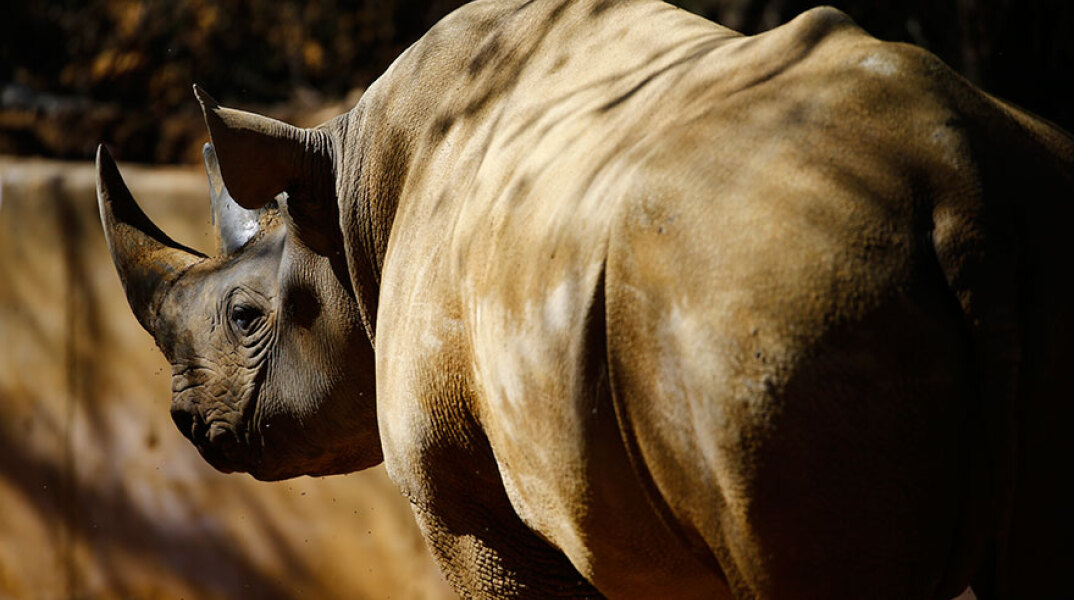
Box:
[0,156,452,600]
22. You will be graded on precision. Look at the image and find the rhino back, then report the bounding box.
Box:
[368,0,1074,596]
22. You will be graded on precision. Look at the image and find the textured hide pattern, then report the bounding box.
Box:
[98,1,1073,598]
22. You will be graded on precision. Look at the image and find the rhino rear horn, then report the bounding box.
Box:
[96,145,205,333]
[203,142,263,254]
[194,84,334,210]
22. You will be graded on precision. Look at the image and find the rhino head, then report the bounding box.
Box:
[96,87,381,480]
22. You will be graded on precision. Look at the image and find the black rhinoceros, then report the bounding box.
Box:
[96,0,1073,597]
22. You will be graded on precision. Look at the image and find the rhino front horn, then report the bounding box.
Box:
[96,145,206,333]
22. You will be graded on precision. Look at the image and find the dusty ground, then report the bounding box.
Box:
[0,156,453,599]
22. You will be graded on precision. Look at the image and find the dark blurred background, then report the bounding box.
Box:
[2,0,1071,165]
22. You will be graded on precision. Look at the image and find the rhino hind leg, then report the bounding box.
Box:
[403,433,602,599]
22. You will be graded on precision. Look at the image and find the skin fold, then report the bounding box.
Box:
[97,0,1074,597]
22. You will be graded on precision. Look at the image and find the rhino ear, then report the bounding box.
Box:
[203,142,263,254]
[194,84,334,210]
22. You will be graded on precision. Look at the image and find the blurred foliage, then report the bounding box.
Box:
[0,0,470,163]
[1,0,1072,163]
[2,0,468,110]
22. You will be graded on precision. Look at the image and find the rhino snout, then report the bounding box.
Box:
[207,421,240,457]
[170,403,248,473]
[170,404,197,443]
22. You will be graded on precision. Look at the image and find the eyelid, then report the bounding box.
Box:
[232,304,263,327]
[224,286,268,313]
[223,287,269,339]
[232,304,260,316]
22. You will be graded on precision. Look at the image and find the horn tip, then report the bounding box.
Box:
[95,144,121,234]
[95,144,120,201]
[193,84,219,110]
[96,143,112,168]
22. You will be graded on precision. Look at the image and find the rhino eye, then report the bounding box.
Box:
[230,304,264,335]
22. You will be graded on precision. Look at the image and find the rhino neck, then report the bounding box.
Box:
[333,0,627,344]
[333,90,416,347]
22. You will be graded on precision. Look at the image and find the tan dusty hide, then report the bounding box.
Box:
[98,1,1074,598]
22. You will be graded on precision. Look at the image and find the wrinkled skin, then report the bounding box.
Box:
[97,138,381,481]
[158,218,382,479]
[98,0,1074,598]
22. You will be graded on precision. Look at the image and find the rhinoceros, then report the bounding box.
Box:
[96,0,1073,597]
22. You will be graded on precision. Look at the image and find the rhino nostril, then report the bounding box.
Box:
[170,407,196,442]
[208,422,238,453]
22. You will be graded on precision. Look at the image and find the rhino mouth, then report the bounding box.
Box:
[170,407,258,474]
